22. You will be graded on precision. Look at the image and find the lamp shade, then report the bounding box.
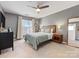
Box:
[51,29,53,33]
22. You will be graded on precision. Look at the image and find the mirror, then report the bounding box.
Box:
[68,17,79,47]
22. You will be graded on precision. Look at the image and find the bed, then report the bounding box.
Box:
[25,25,56,50]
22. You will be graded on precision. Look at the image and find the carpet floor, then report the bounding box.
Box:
[0,39,79,58]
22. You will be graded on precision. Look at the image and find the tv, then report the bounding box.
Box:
[0,12,5,28]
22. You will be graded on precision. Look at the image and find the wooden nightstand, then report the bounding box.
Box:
[53,33,63,43]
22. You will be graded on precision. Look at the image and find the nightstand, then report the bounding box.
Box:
[53,33,63,43]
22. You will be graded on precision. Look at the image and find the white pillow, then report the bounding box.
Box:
[41,28,45,32]
[44,28,50,33]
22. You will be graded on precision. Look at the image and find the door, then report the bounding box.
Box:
[68,23,79,47]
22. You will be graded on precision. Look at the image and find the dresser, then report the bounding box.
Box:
[53,33,63,43]
[0,32,13,54]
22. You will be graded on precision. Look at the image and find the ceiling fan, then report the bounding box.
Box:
[27,4,49,13]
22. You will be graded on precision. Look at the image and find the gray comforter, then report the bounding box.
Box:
[25,32,50,50]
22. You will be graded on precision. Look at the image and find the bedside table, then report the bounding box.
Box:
[53,33,63,43]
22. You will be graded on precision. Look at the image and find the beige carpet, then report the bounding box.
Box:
[0,39,79,58]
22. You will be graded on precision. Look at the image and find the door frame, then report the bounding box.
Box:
[67,16,79,45]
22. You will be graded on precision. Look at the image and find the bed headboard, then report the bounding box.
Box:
[40,25,56,33]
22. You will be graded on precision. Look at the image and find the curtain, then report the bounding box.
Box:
[16,16,23,40]
[16,17,41,39]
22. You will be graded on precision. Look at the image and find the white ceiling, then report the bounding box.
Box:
[0,1,79,18]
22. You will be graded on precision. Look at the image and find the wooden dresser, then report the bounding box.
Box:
[53,33,63,43]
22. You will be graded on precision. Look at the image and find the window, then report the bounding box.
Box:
[22,19,32,35]
[68,26,74,30]
[68,24,76,30]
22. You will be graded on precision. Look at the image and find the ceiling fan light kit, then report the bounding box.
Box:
[36,8,40,12]
[27,4,49,13]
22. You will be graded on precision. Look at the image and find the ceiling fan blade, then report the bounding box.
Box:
[27,5,37,9]
[39,5,49,9]
[37,5,39,8]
